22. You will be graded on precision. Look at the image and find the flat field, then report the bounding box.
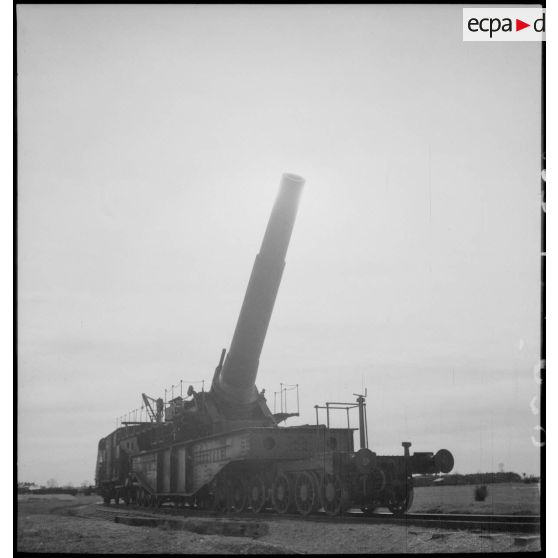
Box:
[409,483,540,515]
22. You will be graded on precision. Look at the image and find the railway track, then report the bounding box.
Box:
[91,502,540,534]
[347,511,540,533]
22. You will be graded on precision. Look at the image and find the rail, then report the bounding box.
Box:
[97,502,540,534]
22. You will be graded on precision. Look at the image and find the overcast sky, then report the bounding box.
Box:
[18,4,541,485]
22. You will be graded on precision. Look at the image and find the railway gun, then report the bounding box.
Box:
[95,173,454,516]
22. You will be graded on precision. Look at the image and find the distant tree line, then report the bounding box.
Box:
[413,472,540,487]
[17,480,95,496]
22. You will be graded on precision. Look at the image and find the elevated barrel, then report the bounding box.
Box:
[212,173,305,405]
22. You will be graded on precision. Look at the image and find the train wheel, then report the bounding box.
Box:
[271,473,292,514]
[247,474,266,513]
[370,468,386,492]
[213,476,229,513]
[386,485,413,516]
[407,485,414,511]
[195,488,210,511]
[294,472,318,516]
[321,474,348,516]
[229,476,247,513]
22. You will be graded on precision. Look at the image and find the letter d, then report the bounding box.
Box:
[534,13,545,32]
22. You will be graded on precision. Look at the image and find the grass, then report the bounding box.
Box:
[410,483,540,515]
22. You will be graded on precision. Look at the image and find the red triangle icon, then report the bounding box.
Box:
[516,19,530,31]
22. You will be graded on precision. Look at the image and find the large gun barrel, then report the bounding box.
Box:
[212,173,305,405]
